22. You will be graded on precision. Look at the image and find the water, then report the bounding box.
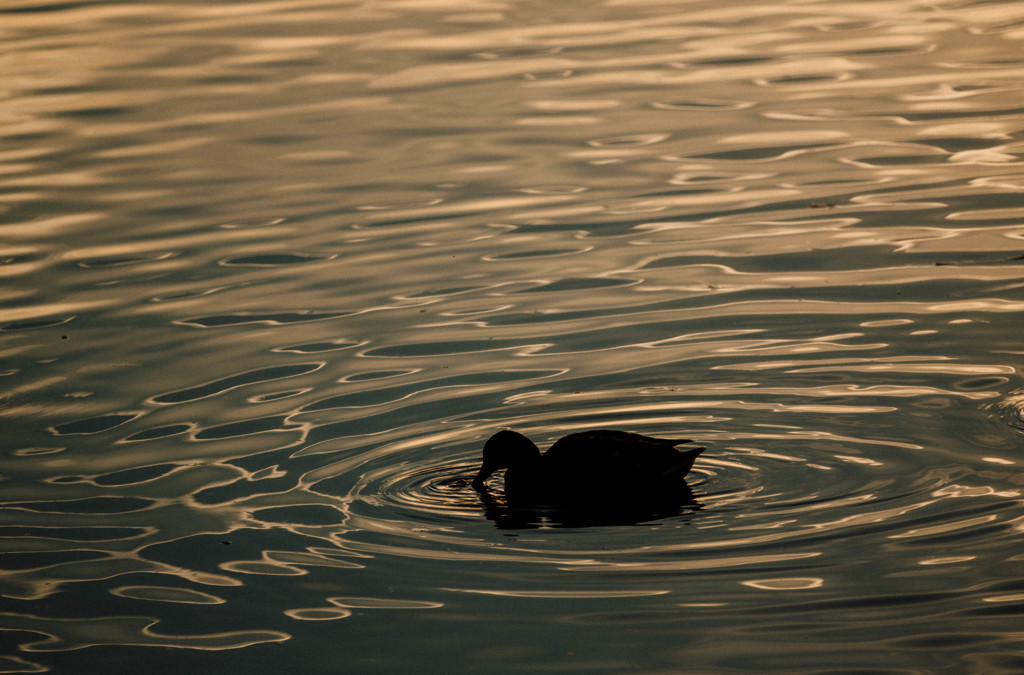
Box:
[3,0,1024,672]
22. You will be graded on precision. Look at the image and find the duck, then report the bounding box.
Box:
[471,429,704,506]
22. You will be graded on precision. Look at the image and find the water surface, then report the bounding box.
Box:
[3,0,1024,672]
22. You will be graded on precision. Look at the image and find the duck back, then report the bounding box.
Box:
[538,430,702,500]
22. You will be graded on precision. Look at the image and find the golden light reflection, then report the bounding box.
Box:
[888,514,999,539]
[981,593,1024,603]
[327,597,442,609]
[0,612,288,652]
[284,608,352,621]
[110,585,225,605]
[561,551,820,572]
[741,577,824,591]
[918,556,976,565]
[284,610,352,618]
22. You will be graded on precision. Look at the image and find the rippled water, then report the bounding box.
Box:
[4,0,1024,672]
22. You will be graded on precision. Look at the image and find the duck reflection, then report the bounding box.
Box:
[471,429,705,528]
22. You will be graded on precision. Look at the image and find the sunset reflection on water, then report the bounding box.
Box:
[3,0,1024,672]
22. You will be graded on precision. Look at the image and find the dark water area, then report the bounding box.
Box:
[3,0,1024,672]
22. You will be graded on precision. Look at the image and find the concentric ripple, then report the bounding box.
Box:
[299,392,1019,573]
[369,460,484,519]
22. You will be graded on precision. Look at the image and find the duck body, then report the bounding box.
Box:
[472,429,704,507]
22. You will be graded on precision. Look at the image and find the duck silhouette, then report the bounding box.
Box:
[472,429,704,521]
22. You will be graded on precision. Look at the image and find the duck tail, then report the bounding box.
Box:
[665,446,704,479]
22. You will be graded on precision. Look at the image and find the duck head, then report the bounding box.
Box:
[472,429,542,491]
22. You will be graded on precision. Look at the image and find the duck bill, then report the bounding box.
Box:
[472,463,497,491]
